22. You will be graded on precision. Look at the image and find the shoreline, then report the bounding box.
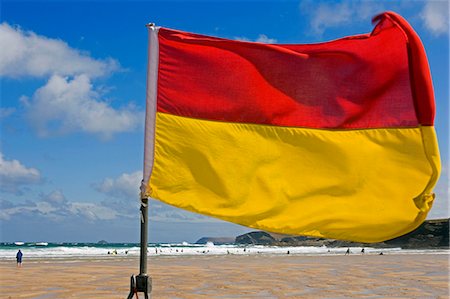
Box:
[1,253,448,298]
[0,248,448,261]
[1,243,448,260]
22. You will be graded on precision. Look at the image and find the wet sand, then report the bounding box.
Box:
[0,253,448,298]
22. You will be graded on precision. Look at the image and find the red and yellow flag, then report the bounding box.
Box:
[142,12,440,242]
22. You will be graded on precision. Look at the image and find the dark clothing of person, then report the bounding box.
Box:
[16,250,23,263]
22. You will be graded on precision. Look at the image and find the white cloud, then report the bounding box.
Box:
[0,22,119,78]
[0,185,220,223]
[420,1,449,36]
[0,202,31,221]
[1,22,141,139]
[41,190,67,206]
[300,0,384,35]
[93,171,219,222]
[235,34,277,43]
[149,199,221,223]
[94,170,143,199]
[22,74,143,139]
[309,2,352,34]
[68,202,117,221]
[0,153,41,194]
[0,107,15,119]
[0,190,118,221]
[255,34,277,43]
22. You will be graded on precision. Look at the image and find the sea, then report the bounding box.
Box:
[1,242,448,260]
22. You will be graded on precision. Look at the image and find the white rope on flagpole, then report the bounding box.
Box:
[141,23,160,199]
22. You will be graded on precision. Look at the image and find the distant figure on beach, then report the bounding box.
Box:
[345,248,350,255]
[379,252,383,255]
[16,250,23,267]
[287,250,290,255]
[361,248,365,254]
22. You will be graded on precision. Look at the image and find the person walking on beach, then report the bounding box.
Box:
[16,250,23,267]
[345,248,350,255]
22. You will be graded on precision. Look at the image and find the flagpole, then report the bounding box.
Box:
[139,197,149,276]
[135,196,151,297]
[127,22,156,299]
[127,195,151,299]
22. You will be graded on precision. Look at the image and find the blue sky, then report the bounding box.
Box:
[1,0,448,243]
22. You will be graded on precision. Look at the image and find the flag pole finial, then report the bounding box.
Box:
[146,23,156,28]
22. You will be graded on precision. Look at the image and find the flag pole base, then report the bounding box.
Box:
[127,274,152,299]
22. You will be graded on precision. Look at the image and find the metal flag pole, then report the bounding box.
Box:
[127,22,156,299]
[127,197,152,299]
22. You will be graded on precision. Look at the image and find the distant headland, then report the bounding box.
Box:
[196,218,449,249]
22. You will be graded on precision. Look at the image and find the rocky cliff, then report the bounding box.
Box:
[195,237,235,245]
[234,218,449,249]
[383,218,449,249]
[235,231,276,245]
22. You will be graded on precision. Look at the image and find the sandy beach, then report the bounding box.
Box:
[1,253,448,298]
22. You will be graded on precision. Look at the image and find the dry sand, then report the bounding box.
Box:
[0,253,448,298]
